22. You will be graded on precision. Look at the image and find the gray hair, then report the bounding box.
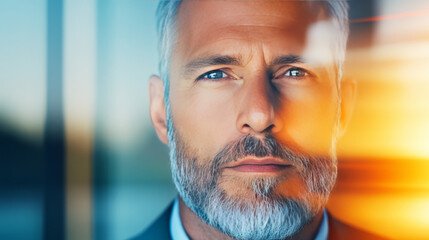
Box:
[155,0,349,103]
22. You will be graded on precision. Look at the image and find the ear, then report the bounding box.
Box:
[149,75,168,145]
[338,78,357,138]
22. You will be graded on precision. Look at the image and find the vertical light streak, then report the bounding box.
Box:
[63,0,96,239]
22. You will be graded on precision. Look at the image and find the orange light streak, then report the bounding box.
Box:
[331,4,429,237]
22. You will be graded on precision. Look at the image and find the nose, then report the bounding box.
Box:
[236,74,282,135]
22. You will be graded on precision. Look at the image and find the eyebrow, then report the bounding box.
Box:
[183,55,242,76]
[270,55,303,66]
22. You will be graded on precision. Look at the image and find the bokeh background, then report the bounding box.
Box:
[1,0,428,239]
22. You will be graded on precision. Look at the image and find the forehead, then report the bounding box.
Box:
[174,1,330,62]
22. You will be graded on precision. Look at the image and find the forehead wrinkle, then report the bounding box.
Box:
[176,1,322,41]
[178,0,325,29]
[224,14,297,29]
[175,17,311,66]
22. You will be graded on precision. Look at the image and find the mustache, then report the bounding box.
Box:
[211,134,309,173]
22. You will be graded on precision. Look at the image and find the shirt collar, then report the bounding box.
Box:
[170,197,329,240]
[169,198,189,240]
[314,208,329,240]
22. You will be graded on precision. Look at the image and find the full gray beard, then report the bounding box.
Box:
[167,126,337,240]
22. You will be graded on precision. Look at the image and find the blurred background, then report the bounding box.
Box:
[0,0,428,239]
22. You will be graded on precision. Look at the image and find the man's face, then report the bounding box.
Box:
[151,1,352,239]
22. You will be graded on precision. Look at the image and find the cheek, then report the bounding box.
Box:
[276,84,339,155]
[169,85,238,158]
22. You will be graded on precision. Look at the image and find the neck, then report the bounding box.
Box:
[178,197,324,240]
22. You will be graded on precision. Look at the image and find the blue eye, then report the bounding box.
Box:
[198,70,228,80]
[285,68,307,77]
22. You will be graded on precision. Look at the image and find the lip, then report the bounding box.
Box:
[224,157,293,173]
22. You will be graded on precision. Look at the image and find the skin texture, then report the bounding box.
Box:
[149,1,356,239]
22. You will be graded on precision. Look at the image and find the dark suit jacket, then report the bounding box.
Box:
[131,203,388,240]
